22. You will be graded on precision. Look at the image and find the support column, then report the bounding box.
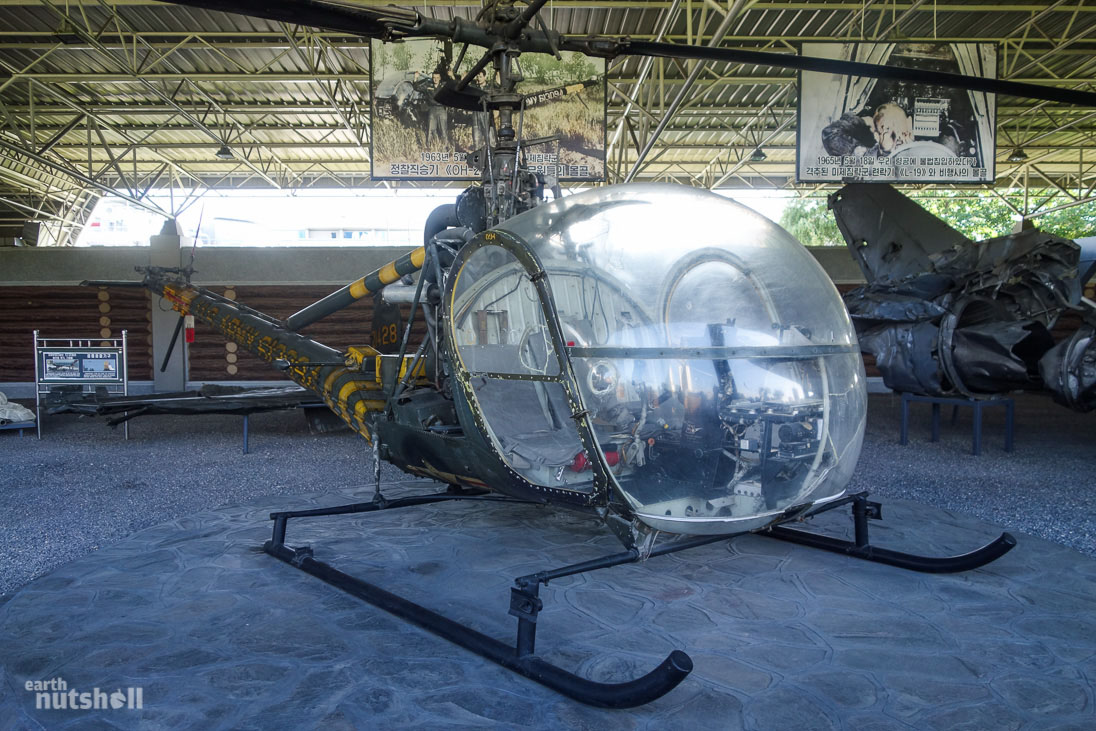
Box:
[149,219,187,392]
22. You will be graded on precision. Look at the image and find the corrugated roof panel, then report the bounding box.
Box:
[0,0,1093,196]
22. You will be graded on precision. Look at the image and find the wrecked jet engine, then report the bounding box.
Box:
[830,183,1096,411]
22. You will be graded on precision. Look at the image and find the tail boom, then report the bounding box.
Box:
[154,279,385,439]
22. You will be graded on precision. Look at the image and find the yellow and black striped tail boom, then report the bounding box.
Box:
[150,276,391,440]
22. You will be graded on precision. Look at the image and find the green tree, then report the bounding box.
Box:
[564,54,597,83]
[779,198,844,247]
[916,193,1014,240]
[391,43,412,72]
[779,190,1096,246]
[519,54,551,84]
[1032,204,1096,239]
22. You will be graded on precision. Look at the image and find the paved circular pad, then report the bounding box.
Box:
[1,487,1093,729]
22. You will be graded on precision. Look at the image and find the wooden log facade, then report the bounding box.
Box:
[0,286,152,382]
[0,284,426,382]
[2,281,1090,384]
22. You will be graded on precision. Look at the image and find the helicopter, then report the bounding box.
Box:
[89,0,1096,708]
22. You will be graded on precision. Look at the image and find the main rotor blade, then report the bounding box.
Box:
[160,315,186,373]
[162,0,559,52]
[605,40,1096,107]
[158,2,1095,107]
[158,0,421,39]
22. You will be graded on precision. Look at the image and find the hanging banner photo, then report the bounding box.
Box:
[370,39,606,181]
[797,42,997,184]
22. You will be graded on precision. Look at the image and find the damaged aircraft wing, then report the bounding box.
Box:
[46,384,337,427]
[829,183,1096,411]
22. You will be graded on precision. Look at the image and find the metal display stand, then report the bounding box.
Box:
[34,330,129,440]
[0,421,34,437]
[899,392,1014,455]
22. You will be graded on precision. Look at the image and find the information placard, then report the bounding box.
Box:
[37,348,122,383]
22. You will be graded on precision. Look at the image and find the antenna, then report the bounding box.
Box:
[184,204,204,283]
[159,204,205,371]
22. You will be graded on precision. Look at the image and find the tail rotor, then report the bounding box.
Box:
[159,206,204,372]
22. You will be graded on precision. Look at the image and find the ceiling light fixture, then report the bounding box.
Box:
[1008,148,1028,163]
[54,20,81,45]
[749,147,767,163]
[214,144,234,160]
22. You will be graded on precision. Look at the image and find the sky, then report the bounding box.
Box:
[75,187,794,247]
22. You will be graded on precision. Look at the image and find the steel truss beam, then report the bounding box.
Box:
[0,36,1094,52]
[0,1,1093,9]
[0,0,1093,233]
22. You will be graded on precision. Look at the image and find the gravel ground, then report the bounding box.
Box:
[850,392,1096,559]
[1,393,1093,598]
[0,408,406,599]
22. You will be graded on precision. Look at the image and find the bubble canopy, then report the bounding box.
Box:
[445,184,866,535]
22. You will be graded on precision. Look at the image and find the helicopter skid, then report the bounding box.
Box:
[263,490,697,708]
[264,540,692,709]
[764,493,1017,574]
[261,490,1015,708]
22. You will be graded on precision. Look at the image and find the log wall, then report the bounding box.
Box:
[2,280,1090,385]
[0,286,152,382]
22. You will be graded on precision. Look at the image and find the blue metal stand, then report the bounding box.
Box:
[0,420,35,437]
[242,403,326,454]
[899,392,1014,455]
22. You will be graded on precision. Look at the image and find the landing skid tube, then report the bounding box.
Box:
[264,487,704,708]
[262,489,1015,707]
[768,492,1017,573]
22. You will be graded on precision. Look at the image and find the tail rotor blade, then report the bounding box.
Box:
[189,209,201,268]
[160,315,186,373]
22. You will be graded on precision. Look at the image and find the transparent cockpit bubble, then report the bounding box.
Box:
[450,245,592,492]
[450,184,866,534]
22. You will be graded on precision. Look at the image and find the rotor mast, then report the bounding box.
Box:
[453,0,554,227]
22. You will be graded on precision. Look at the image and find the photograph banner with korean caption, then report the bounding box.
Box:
[797,42,996,184]
[370,39,605,181]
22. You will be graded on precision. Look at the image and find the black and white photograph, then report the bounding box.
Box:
[797,42,997,183]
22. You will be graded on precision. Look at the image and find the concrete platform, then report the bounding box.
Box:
[1,485,1094,730]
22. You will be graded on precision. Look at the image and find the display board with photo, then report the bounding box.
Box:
[797,42,996,184]
[38,349,122,382]
[370,40,606,181]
